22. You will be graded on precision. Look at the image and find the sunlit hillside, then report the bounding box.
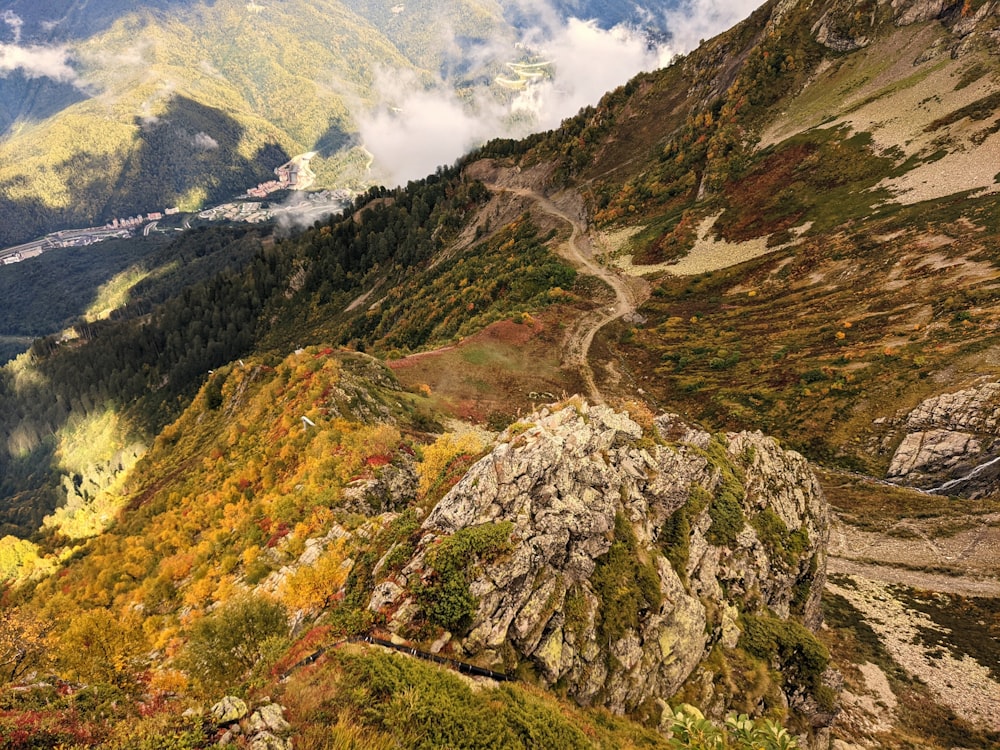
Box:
[0,0,998,747]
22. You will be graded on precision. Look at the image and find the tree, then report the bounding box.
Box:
[52,608,148,689]
[0,606,49,684]
[180,594,288,694]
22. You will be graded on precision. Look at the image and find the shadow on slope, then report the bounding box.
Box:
[0,95,288,247]
[0,74,89,138]
[102,95,289,220]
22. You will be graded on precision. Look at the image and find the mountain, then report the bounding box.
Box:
[0,0,683,248]
[0,0,999,747]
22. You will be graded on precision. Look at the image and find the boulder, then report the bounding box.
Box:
[368,403,830,716]
[248,703,291,735]
[886,380,1000,495]
[211,696,249,725]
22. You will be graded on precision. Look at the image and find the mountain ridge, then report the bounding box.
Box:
[0,0,999,746]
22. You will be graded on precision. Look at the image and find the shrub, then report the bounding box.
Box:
[52,609,148,690]
[179,594,288,694]
[739,614,829,700]
[592,513,663,642]
[414,522,514,633]
[665,704,798,749]
[662,485,710,581]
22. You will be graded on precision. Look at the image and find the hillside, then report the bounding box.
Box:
[0,0,999,747]
[0,0,681,248]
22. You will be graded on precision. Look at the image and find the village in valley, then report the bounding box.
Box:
[0,153,352,267]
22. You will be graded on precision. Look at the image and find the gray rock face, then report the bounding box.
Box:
[369,403,829,716]
[211,696,249,724]
[887,380,1000,495]
[812,0,874,53]
[892,0,948,26]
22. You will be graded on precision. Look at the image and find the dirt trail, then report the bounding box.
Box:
[490,185,648,403]
[827,511,1000,597]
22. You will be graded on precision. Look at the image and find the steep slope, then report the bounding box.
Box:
[472,0,1000,487]
[369,403,832,727]
[0,0,683,247]
[0,347,824,746]
[0,0,998,746]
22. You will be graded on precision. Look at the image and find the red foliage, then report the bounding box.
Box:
[364,454,392,468]
[266,522,291,548]
[0,708,101,749]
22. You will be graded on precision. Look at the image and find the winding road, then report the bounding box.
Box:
[489,185,648,404]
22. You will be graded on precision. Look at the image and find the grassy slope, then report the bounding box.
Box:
[510,0,1000,473]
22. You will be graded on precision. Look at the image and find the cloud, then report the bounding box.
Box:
[356,70,509,186]
[509,19,672,130]
[355,0,765,187]
[660,0,763,53]
[0,43,79,84]
[357,15,673,186]
[2,11,23,43]
[192,132,219,150]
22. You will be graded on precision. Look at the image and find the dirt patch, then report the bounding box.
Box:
[387,312,578,424]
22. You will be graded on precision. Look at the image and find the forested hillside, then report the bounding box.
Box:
[0,0,999,746]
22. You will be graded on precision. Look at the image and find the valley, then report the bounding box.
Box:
[0,0,999,748]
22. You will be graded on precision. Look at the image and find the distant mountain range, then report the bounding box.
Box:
[0,0,687,247]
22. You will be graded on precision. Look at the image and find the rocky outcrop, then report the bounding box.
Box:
[887,380,1000,496]
[367,402,829,718]
[211,697,293,749]
[812,0,875,52]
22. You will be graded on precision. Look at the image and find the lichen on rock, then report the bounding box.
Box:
[365,401,830,720]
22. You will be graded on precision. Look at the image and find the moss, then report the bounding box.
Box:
[739,613,829,702]
[661,484,710,581]
[563,585,589,643]
[703,437,747,548]
[591,513,663,643]
[414,522,514,634]
[751,508,809,568]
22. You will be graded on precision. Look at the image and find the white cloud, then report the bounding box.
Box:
[192,132,219,150]
[2,11,23,43]
[509,19,672,130]
[355,0,765,186]
[357,13,676,186]
[0,43,79,84]
[357,69,507,186]
[661,0,762,53]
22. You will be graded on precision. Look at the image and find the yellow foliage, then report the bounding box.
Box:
[0,536,54,584]
[148,668,189,695]
[0,607,48,683]
[622,399,656,435]
[51,609,148,688]
[417,432,484,497]
[279,538,350,612]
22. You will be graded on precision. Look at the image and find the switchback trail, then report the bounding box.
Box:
[489,185,648,403]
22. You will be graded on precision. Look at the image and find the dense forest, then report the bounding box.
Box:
[0,166,576,536]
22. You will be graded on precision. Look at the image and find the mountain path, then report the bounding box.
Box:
[488,185,648,404]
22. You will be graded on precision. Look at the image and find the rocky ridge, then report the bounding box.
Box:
[367,402,830,720]
[886,379,1000,496]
